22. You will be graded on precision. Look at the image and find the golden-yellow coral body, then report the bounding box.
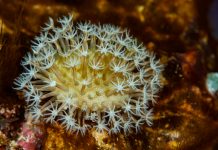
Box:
[14,15,163,135]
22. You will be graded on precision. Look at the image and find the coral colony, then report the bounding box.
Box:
[13,15,163,135]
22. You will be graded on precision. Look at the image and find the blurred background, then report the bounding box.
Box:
[0,0,218,149]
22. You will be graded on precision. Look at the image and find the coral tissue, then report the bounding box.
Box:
[14,15,163,135]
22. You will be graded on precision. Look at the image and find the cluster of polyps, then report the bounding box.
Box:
[14,15,163,135]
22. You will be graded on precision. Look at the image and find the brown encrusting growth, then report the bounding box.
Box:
[0,0,218,149]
